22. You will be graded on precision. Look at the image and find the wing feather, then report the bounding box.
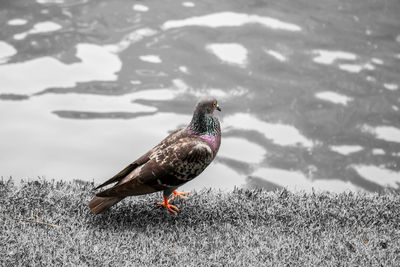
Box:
[96,138,214,197]
[94,129,184,190]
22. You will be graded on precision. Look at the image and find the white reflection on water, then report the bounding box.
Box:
[139,55,162,63]
[338,62,375,73]
[7,19,28,26]
[353,165,400,189]
[0,43,121,94]
[0,41,17,63]
[218,137,266,163]
[372,149,385,155]
[14,21,62,40]
[264,49,287,62]
[182,2,195,8]
[338,64,364,73]
[162,12,302,31]
[312,50,356,64]
[374,126,400,143]
[330,145,363,155]
[383,83,398,91]
[362,125,400,143]
[178,66,189,74]
[36,0,65,3]
[371,58,383,65]
[223,113,313,147]
[252,168,359,192]
[132,4,149,12]
[315,91,353,105]
[206,43,248,67]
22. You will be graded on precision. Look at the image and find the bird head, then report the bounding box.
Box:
[196,97,221,115]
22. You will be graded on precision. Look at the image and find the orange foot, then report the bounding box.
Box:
[169,190,191,201]
[156,196,179,214]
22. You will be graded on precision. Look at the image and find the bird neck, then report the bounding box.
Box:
[188,111,220,136]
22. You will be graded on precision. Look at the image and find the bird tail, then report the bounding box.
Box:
[88,196,124,214]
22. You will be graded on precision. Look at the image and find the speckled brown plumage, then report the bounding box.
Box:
[88,97,221,214]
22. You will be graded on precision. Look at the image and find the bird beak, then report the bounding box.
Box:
[216,104,221,112]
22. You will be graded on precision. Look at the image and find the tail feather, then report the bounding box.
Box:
[88,196,123,214]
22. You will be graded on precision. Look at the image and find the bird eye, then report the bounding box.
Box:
[212,101,216,107]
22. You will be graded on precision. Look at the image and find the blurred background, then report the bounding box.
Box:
[1,0,399,193]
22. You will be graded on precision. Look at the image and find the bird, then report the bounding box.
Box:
[88,97,221,214]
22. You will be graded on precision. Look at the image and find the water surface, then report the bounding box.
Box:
[1,0,400,192]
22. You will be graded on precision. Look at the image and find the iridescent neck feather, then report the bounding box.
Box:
[188,110,220,136]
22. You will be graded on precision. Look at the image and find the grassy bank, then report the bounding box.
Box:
[1,179,399,266]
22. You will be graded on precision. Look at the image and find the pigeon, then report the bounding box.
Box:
[88,97,221,214]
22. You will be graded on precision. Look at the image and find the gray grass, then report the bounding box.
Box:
[1,178,399,266]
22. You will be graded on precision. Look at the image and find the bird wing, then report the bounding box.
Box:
[94,129,184,190]
[96,138,214,198]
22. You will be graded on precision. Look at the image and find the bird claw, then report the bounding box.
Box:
[156,196,179,214]
[156,202,179,214]
[169,190,191,201]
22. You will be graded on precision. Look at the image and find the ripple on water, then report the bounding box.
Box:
[353,165,400,189]
[315,91,353,105]
[218,137,266,163]
[252,168,359,192]
[170,78,248,101]
[14,21,62,40]
[0,43,121,94]
[0,42,17,64]
[223,113,313,147]
[206,43,248,67]
[162,12,302,31]
[135,69,167,77]
[104,28,158,54]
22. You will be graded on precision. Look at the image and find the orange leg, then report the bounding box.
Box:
[156,196,179,214]
[169,190,191,201]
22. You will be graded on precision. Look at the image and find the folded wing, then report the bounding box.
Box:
[96,138,214,198]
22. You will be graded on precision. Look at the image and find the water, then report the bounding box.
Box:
[1,0,399,193]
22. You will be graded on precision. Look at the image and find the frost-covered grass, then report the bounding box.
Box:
[1,178,399,266]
